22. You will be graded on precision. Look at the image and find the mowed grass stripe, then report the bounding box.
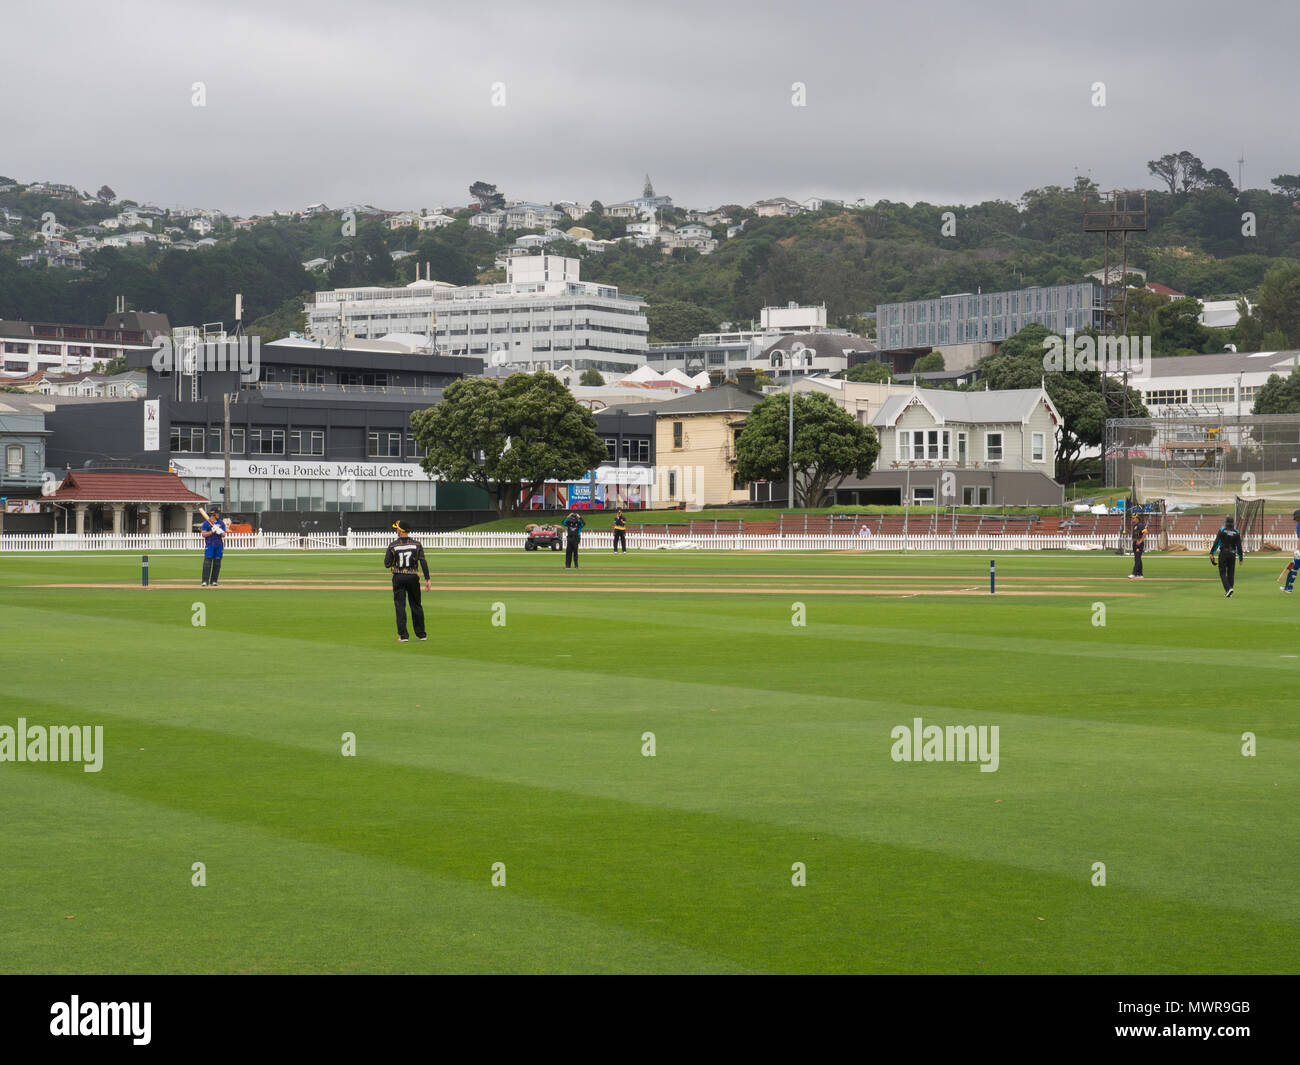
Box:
[4,716,1296,974]
[4,673,1296,929]
[0,772,749,975]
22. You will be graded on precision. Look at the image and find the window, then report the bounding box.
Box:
[957,432,967,464]
[668,469,677,498]
[290,429,324,455]
[340,372,390,387]
[170,426,205,453]
[634,438,650,463]
[5,444,22,475]
[1031,432,1046,463]
[3,342,30,354]
[406,434,425,458]
[962,486,991,505]
[912,486,935,503]
[673,422,683,449]
[249,428,285,455]
[367,431,402,458]
[605,437,618,462]
[288,367,324,385]
[985,433,1003,462]
[208,428,245,455]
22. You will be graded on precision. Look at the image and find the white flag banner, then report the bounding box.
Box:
[143,399,160,451]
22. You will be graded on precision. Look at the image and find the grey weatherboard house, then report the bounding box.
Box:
[834,384,1064,506]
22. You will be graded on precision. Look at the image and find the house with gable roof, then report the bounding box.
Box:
[830,383,1064,506]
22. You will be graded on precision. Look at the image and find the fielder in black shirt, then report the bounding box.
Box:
[383,520,431,641]
[1209,516,1244,598]
[612,509,628,553]
[562,510,584,569]
[1129,515,1146,579]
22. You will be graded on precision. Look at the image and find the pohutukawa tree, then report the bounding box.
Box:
[735,391,880,507]
[411,371,607,517]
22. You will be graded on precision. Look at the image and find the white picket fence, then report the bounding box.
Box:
[0,530,1219,552]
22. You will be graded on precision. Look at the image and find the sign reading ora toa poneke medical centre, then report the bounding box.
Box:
[168,459,434,480]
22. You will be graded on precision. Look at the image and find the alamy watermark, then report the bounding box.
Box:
[890,716,999,772]
[0,718,103,772]
[1042,329,1150,380]
[50,996,150,1045]
[151,335,260,383]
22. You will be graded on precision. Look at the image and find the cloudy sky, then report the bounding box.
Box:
[4,0,1296,216]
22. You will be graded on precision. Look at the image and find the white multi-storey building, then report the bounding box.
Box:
[502,202,564,230]
[305,255,649,375]
[470,211,504,234]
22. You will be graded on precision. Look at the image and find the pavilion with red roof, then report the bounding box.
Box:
[41,470,210,534]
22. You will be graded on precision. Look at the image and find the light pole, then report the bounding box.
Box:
[771,345,811,506]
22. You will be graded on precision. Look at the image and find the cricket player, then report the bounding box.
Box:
[612,509,628,553]
[1278,551,1299,594]
[384,520,431,642]
[199,505,227,587]
[1209,515,1245,598]
[562,509,585,569]
[1128,514,1146,580]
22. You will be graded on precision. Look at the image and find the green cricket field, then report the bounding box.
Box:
[1,547,1296,974]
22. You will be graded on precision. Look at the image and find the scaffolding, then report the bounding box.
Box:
[1108,411,1300,507]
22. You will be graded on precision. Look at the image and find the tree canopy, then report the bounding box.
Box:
[1256,263,1300,346]
[735,391,880,506]
[1251,370,1300,414]
[410,372,607,516]
[844,360,893,383]
[979,324,1148,484]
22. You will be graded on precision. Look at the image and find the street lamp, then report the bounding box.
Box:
[771,344,813,506]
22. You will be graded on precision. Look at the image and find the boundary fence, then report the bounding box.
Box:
[0,530,1233,552]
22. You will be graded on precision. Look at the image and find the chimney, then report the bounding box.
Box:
[736,367,757,392]
[708,369,725,388]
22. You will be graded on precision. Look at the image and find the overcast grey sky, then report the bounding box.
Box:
[4,0,1296,215]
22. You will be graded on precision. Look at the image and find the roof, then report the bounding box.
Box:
[765,333,876,358]
[648,383,762,415]
[1144,350,1300,378]
[43,471,210,504]
[101,312,171,338]
[1145,282,1186,298]
[0,394,135,414]
[873,386,1052,427]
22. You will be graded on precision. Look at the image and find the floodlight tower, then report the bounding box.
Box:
[1085,189,1149,478]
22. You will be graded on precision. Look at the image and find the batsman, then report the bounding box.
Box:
[198,505,227,587]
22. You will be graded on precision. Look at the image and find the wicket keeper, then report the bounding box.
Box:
[1209,515,1244,598]
[384,520,431,642]
[199,505,227,587]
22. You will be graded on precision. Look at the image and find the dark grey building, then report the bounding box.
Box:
[39,335,653,519]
